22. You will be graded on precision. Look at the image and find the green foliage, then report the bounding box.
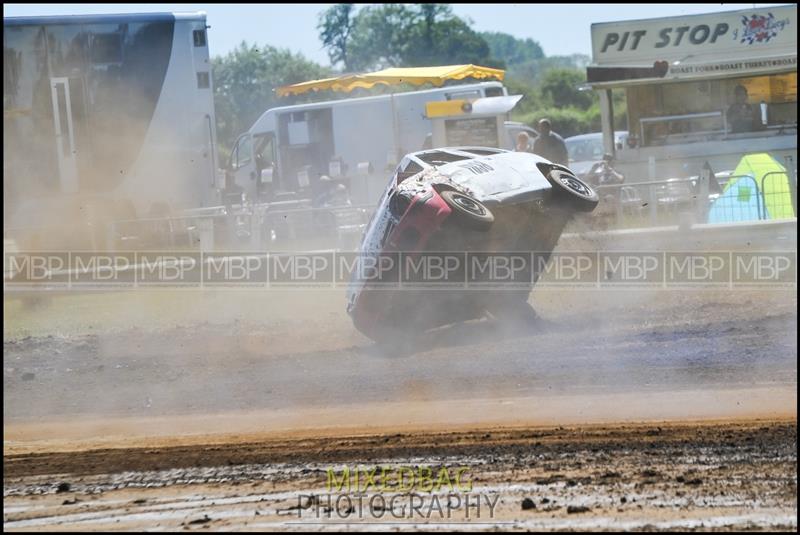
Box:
[405,15,496,67]
[317,3,357,69]
[539,68,594,109]
[344,4,413,70]
[513,107,594,138]
[318,4,499,70]
[480,31,544,67]
[212,42,331,151]
[513,102,627,139]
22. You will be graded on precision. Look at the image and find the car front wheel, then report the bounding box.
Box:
[546,167,599,212]
[439,189,494,231]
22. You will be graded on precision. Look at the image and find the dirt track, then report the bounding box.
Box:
[3,279,798,530]
[3,420,797,530]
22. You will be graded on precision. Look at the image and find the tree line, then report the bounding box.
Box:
[212,4,627,158]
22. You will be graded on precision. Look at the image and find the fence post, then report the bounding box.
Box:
[697,166,710,223]
[785,156,797,217]
[198,217,214,252]
[648,183,658,226]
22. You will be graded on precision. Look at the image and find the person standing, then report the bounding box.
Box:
[532,118,568,166]
[726,85,759,134]
[515,131,533,152]
[588,153,625,186]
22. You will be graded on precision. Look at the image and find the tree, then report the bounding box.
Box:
[212,42,331,153]
[418,4,452,52]
[318,3,499,71]
[480,32,544,68]
[317,4,357,70]
[346,4,415,70]
[404,11,498,68]
[539,68,594,109]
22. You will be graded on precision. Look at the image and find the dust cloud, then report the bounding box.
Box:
[4,218,797,444]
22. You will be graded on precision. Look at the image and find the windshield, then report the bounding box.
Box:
[566,137,604,162]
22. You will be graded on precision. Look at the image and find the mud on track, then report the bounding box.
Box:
[3,420,797,531]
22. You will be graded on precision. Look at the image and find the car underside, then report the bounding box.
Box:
[347,148,598,343]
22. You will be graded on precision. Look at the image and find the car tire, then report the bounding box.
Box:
[546,167,599,212]
[439,190,494,231]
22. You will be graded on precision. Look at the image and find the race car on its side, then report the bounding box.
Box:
[346,147,598,342]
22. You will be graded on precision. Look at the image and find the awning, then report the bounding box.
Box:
[276,64,505,97]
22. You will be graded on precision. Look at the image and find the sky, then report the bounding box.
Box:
[3,3,789,66]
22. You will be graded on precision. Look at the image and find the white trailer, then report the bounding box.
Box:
[4,12,220,249]
[226,81,523,205]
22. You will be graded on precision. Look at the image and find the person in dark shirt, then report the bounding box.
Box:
[532,118,568,166]
[726,85,759,134]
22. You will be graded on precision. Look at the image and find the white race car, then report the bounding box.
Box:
[347,147,598,342]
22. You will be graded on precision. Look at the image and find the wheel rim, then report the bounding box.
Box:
[555,170,593,198]
[451,193,487,216]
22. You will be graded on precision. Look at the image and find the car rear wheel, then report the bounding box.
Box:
[546,168,599,212]
[440,190,494,231]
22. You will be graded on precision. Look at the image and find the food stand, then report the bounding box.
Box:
[587,4,797,181]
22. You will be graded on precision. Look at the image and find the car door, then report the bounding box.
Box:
[230,133,256,197]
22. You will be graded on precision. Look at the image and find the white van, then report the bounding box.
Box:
[227,82,511,204]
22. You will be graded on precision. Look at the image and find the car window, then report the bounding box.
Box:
[484,86,504,98]
[463,148,503,156]
[446,90,480,100]
[396,160,424,183]
[417,151,471,166]
[238,135,252,167]
[567,138,604,162]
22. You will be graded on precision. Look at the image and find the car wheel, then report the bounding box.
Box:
[547,168,599,212]
[440,190,494,231]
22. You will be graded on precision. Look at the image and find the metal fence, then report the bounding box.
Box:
[105,200,375,252]
[6,164,797,253]
[594,168,797,229]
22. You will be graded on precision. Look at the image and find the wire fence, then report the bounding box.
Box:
[595,169,797,229]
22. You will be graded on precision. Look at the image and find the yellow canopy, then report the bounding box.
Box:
[276,64,505,97]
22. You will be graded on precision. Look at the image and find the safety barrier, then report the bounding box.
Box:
[104,201,375,252]
[595,167,797,229]
[761,171,796,221]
